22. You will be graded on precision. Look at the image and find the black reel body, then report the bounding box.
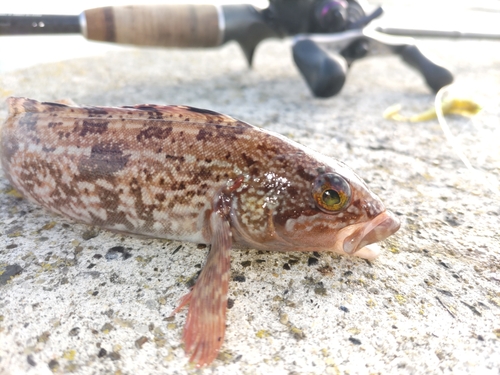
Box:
[268,0,366,97]
[266,0,453,97]
[268,0,365,34]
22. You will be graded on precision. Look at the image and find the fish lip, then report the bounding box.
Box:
[341,210,400,255]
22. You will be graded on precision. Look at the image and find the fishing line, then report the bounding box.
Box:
[435,85,499,197]
[434,85,474,170]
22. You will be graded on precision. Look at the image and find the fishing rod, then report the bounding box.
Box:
[0,1,459,97]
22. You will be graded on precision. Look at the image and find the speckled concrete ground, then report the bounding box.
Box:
[0,14,499,375]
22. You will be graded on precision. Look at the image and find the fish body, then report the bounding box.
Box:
[1,97,400,365]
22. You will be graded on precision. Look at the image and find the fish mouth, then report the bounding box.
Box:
[337,210,400,259]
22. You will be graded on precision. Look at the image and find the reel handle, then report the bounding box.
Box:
[292,39,348,98]
[398,45,454,92]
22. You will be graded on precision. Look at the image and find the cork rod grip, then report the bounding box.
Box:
[83,4,221,48]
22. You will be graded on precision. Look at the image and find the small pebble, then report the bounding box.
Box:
[172,245,183,254]
[101,323,114,333]
[37,331,50,343]
[349,337,362,345]
[308,257,319,266]
[82,228,99,240]
[105,246,132,260]
[0,264,23,286]
[314,287,327,296]
[48,359,59,371]
[291,326,305,340]
[279,313,289,325]
[27,354,36,367]
[109,352,121,361]
[135,336,149,349]
[68,327,80,336]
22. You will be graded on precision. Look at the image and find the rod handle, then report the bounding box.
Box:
[83,4,221,48]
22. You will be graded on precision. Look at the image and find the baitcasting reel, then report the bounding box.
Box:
[267,0,453,97]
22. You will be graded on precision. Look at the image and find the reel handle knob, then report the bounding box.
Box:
[398,45,454,92]
[292,39,347,98]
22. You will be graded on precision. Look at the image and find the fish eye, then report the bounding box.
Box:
[312,173,351,213]
[322,189,340,206]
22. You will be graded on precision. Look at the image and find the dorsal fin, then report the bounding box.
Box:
[6,97,253,128]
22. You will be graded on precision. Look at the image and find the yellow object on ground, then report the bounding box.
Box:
[384,98,482,122]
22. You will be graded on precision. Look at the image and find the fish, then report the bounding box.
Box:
[0,97,400,366]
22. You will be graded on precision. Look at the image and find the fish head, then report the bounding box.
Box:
[230,150,400,260]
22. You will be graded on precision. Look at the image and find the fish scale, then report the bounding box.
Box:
[1,97,400,366]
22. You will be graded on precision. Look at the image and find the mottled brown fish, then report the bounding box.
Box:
[0,97,400,366]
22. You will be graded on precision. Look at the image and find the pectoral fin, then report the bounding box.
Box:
[173,210,232,366]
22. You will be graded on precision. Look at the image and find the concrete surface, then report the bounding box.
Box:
[0,9,499,375]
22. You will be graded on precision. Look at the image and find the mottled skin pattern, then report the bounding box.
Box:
[1,97,400,366]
